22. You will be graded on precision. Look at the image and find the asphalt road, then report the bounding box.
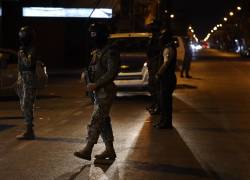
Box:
[0,48,250,180]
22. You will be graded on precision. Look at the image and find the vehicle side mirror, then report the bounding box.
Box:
[0,53,9,69]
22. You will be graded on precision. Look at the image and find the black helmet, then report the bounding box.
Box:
[149,20,161,32]
[160,29,174,47]
[19,26,35,46]
[88,23,109,48]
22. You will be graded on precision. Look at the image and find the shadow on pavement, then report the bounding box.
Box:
[54,164,91,180]
[124,159,207,177]
[0,95,61,102]
[182,127,250,134]
[0,116,23,120]
[0,124,16,132]
[55,160,119,180]
[188,77,203,80]
[176,84,198,90]
[0,96,19,101]
[120,114,212,179]
[36,136,83,144]
[36,95,62,100]
[173,97,226,180]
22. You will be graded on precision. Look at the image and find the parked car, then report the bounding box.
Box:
[111,32,151,89]
[112,33,185,88]
[0,48,48,96]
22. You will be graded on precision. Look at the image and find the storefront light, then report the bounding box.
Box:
[22,7,112,18]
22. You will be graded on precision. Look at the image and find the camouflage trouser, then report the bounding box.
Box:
[148,63,160,106]
[86,88,115,144]
[181,55,192,75]
[17,72,36,126]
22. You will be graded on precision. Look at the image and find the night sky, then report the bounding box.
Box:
[172,0,239,39]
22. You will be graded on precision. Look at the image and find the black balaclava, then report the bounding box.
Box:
[19,26,35,48]
[160,29,174,48]
[88,23,109,49]
[150,20,161,37]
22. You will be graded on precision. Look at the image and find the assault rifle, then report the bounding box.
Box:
[83,68,91,85]
[82,68,95,103]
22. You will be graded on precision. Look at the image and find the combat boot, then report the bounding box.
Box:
[16,124,35,140]
[154,121,173,129]
[74,142,94,160]
[95,141,116,160]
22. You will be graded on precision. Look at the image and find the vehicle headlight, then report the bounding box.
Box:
[120,65,129,69]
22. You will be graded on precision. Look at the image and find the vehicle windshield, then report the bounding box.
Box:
[109,37,149,53]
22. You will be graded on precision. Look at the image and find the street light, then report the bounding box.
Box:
[170,14,175,19]
[237,6,242,11]
[224,17,228,22]
[229,11,234,16]
[213,27,218,31]
[204,33,211,41]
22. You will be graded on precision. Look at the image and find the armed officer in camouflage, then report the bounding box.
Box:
[74,23,120,161]
[16,26,37,140]
[180,36,192,78]
[146,20,161,115]
[154,29,177,129]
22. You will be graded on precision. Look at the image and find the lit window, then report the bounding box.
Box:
[91,8,112,18]
[22,7,112,18]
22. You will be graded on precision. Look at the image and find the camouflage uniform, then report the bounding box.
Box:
[158,46,177,128]
[87,44,120,144]
[17,48,36,127]
[181,37,192,78]
[154,31,177,129]
[147,35,161,112]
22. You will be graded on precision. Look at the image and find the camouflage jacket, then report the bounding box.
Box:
[90,43,120,98]
[18,47,36,73]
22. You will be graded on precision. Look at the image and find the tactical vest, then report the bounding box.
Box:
[18,48,36,72]
[89,43,120,84]
[161,46,177,79]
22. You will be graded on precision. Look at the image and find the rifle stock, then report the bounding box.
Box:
[83,68,91,85]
